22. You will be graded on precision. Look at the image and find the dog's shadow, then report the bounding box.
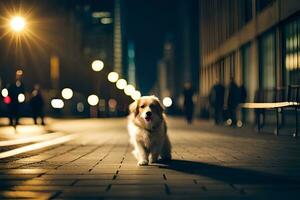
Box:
[157,159,298,185]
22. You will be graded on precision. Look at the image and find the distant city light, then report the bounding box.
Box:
[61,88,73,100]
[51,99,64,109]
[87,94,99,106]
[101,18,113,24]
[108,98,117,109]
[163,97,172,107]
[77,102,84,112]
[107,72,119,83]
[10,16,26,32]
[131,90,141,100]
[18,93,25,103]
[1,88,8,97]
[124,84,135,96]
[4,96,11,104]
[92,11,111,18]
[91,60,104,72]
[116,79,127,90]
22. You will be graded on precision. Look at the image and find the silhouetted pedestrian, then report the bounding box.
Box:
[183,82,194,124]
[210,80,225,125]
[7,70,25,127]
[227,77,239,126]
[29,85,45,125]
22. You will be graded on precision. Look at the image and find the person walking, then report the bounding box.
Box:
[7,70,25,127]
[227,77,240,127]
[183,82,194,124]
[29,85,45,125]
[210,80,225,125]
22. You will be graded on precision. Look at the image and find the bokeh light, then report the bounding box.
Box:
[87,94,99,106]
[131,90,141,100]
[91,60,104,72]
[61,88,73,100]
[116,79,127,90]
[51,99,64,109]
[107,72,119,83]
[1,88,8,97]
[162,97,172,107]
[18,93,25,103]
[124,84,135,96]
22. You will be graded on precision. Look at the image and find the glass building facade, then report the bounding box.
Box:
[199,0,300,122]
[284,16,300,85]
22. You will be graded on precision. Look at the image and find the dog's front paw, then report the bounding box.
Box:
[137,160,148,166]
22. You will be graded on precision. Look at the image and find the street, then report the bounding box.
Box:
[0,117,300,199]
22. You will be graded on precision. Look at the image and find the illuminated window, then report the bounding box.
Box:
[283,17,300,85]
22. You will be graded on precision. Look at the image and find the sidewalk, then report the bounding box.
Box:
[0,117,299,199]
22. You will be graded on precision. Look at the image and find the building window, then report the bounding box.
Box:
[283,17,300,85]
[256,0,275,13]
[259,31,276,89]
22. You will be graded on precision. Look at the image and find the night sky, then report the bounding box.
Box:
[124,0,179,94]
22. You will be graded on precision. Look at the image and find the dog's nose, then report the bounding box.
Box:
[146,111,152,117]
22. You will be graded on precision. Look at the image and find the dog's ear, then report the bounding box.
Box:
[129,100,139,116]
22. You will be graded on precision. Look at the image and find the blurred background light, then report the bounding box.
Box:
[1,88,8,97]
[107,72,119,82]
[91,60,104,72]
[51,99,64,109]
[124,84,135,96]
[61,88,73,100]
[87,94,99,106]
[116,79,127,90]
[92,11,111,18]
[131,90,141,100]
[100,18,113,24]
[10,16,26,32]
[76,102,84,112]
[108,98,117,109]
[4,96,11,104]
[18,93,25,103]
[162,97,172,107]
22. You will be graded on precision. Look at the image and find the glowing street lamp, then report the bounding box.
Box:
[10,16,26,32]
[18,93,25,103]
[61,88,73,100]
[124,84,135,96]
[91,60,104,72]
[116,79,127,90]
[163,97,172,107]
[107,72,119,83]
[1,88,8,97]
[51,99,64,109]
[87,94,99,106]
[131,90,141,100]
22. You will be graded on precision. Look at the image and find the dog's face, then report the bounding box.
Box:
[129,96,164,130]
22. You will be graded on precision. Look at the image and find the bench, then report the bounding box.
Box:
[240,85,300,137]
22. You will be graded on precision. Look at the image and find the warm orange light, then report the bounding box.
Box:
[10,16,26,32]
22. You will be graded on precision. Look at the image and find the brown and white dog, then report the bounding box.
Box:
[127,95,172,166]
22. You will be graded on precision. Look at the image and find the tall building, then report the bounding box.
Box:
[113,0,123,75]
[199,0,300,121]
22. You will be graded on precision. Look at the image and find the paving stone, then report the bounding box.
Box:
[1,118,300,199]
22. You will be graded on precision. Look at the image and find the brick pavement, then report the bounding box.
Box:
[0,118,300,199]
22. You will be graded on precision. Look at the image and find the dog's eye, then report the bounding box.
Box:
[140,104,145,108]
